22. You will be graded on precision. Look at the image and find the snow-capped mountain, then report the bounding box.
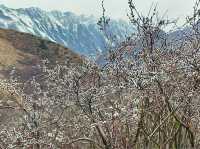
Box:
[0,4,134,57]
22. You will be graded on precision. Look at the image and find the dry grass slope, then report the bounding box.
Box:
[0,28,82,79]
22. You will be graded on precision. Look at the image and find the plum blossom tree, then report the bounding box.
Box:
[0,0,199,149]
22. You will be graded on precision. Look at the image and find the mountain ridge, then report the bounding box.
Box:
[0,4,134,57]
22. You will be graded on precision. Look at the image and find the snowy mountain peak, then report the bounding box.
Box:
[0,4,6,8]
[0,5,134,57]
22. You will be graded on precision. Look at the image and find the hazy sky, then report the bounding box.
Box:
[0,0,196,25]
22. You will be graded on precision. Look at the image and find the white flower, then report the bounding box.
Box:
[48,133,53,137]
[113,111,119,118]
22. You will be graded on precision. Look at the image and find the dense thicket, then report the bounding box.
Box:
[0,0,200,149]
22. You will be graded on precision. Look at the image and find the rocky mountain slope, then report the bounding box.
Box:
[0,5,134,57]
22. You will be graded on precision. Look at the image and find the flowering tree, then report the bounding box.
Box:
[0,0,199,149]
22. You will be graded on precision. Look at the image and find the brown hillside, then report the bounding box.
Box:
[0,28,82,79]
